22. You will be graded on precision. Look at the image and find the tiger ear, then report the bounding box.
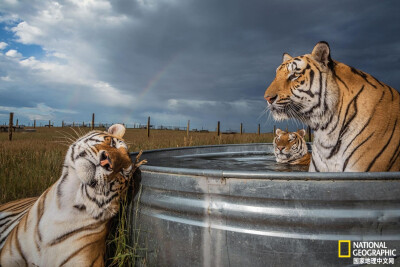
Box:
[311,41,331,65]
[282,53,292,63]
[108,124,126,139]
[297,129,306,137]
[276,128,283,136]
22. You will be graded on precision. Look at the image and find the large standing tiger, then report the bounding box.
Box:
[273,128,311,166]
[264,41,400,172]
[0,124,145,266]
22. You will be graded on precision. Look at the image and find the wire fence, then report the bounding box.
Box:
[2,112,312,142]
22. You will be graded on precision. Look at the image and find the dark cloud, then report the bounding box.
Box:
[0,0,399,131]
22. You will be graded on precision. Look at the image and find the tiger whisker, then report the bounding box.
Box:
[56,130,77,142]
[54,133,76,144]
[76,126,85,137]
[70,127,81,139]
[55,135,75,144]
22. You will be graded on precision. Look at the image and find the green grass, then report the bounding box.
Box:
[106,183,149,267]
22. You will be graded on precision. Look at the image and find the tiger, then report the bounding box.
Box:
[273,128,311,166]
[0,124,146,266]
[264,41,400,172]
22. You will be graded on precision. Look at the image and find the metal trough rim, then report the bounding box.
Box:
[131,143,400,181]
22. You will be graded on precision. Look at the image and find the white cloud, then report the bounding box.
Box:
[3,0,18,5]
[0,42,8,50]
[0,13,19,23]
[0,103,78,121]
[0,1,135,113]
[16,55,134,107]
[1,76,12,81]
[5,49,22,58]
[20,56,54,69]
[51,52,67,59]
[92,81,134,107]
[11,21,44,44]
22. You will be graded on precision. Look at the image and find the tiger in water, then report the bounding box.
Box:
[0,124,145,266]
[273,128,311,166]
[264,41,400,172]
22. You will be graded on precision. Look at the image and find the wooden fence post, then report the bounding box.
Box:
[240,123,243,135]
[187,120,190,137]
[273,125,276,136]
[217,121,220,136]
[34,120,36,128]
[147,116,150,138]
[8,112,13,141]
[49,120,51,128]
[257,124,260,135]
[91,113,95,130]
[62,120,64,127]
[307,126,312,142]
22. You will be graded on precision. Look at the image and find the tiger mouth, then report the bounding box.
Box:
[276,152,290,159]
[269,101,291,113]
[269,101,308,123]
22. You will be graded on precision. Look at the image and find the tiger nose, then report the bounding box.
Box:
[277,146,285,152]
[265,94,277,104]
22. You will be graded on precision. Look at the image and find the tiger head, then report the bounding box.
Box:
[273,128,308,163]
[264,41,339,129]
[62,124,133,220]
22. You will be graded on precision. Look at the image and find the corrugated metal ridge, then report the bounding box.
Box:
[140,165,400,180]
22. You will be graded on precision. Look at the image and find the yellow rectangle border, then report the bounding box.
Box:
[338,240,351,258]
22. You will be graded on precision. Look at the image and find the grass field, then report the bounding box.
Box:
[0,127,274,204]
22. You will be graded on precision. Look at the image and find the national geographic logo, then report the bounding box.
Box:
[338,240,397,265]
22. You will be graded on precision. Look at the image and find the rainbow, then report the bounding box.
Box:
[122,54,180,124]
[66,88,81,109]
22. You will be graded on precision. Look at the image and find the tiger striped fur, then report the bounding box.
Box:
[264,41,400,172]
[0,124,145,266]
[0,197,38,250]
[273,128,311,166]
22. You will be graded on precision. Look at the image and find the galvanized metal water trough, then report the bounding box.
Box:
[130,143,400,267]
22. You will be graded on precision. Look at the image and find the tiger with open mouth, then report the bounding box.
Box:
[0,124,145,266]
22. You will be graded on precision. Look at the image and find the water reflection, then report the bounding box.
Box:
[147,152,308,172]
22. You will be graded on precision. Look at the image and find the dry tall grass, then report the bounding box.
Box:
[0,127,273,204]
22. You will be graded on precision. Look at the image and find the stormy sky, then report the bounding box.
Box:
[0,0,399,132]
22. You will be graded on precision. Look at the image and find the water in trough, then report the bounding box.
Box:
[146,151,309,172]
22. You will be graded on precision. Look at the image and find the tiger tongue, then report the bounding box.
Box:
[100,152,113,169]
